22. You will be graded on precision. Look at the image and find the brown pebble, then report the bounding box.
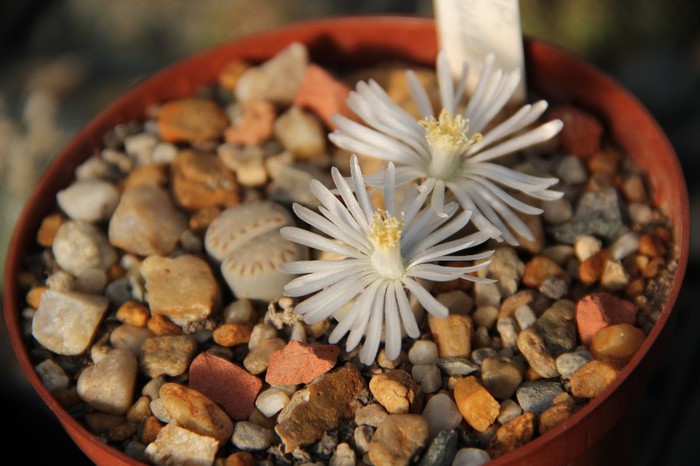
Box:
[171,150,240,211]
[189,352,262,421]
[549,105,603,158]
[525,366,542,382]
[639,234,666,259]
[643,257,664,278]
[487,411,535,458]
[26,286,48,309]
[147,313,183,336]
[429,314,473,358]
[122,164,168,190]
[190,206,222,233]
[625,278,645,297]
[116,300,150,327]
[523,256,567,289]
[37,213,65,247]
[140,415,164,444]
[224,451,256,466]
[588,148,621,179]
[578,249,610,286]
[157,98,229,143]
[212,323,253,347]
[620,174,647,203]
[500,290,537,318]
[108,263,127,281]
[590,323,646,365]
[539,403,576,434]
[218,60,251,92]
[569,360,620,398]
[225,100,276,146]
[266,340,340,385]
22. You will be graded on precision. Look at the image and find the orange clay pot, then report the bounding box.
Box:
[3,16,689,466]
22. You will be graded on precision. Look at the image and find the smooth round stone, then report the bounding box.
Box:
[52,220,117,276]
[273,106,326,159]
[472,305,499,329]
[231,421,275,451]
[77,348,138,415]
[204,200,294,261]
[590,323,646,365]
[408,340,439,365]
[223,299,257,324]
[110,324,154,357]
[255,387,290,418]
[35,359,70,392]
[411,364,441,394]
[470,348,498,366]
[32,289,108,356]
[514,305,537,331]
[574,235,602,262]
[452,448,491,466]
[542,197,572,224]
[422,393,462,439]
[481,357,523,400]
[556,155,588,185]
[222,229,308,301]
[497,399,523,425]
[629,202,653,225]
[57,178,119,222]
[610,231,640,260]
[555,351,593,379]
[485,247,524,297]
[140,335,198,378]
[354,425,373,454]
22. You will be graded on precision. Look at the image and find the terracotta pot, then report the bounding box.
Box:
[3,16,689,466]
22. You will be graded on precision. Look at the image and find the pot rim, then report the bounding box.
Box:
[2,15,689,466]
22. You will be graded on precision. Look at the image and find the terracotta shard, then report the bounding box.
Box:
[265,340,340,385]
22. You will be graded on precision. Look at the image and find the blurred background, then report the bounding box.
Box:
[1,0,699,464]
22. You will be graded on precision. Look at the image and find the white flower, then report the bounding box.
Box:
[330,51,564,245]
[279,155,493,365]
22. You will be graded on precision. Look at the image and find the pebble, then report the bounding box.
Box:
[52,220,117,276]
[590,323,646,365]
[329,442,356,466]
[514,305,537,330]
[139,335,197,378]
[109,324,153,357]
[574,235,602,262]
[225,100,276,146]
[36,213,64,248]
[369,369,420,414]
[412,363,442,394]
[367,414,429,466]
[354,425,373,454]
[144,424,219,466]
[538,402,576,435]
[159,382,233,443]
[204,200,294,261]
[273,106,326,159]
[248,323,278,349]
[266,340,340,385]
[551,188,629,244]
[157,97,229,143]
[610,231,640,261]
[108,185,187,256]
[212,323,253,347]
[569,360,620,398]
[31,289,108,355]
[472,326,491,349]
[141,254,219,327]
[473,281,501,308]
[542,245,575,266]
[189,352,262,420]
[223,299,257,325]
[497,399,523,425]
[355,403,389,428]
[256,387,291,418]
[224,452,256,466]
[408,340,439,365]
[236,42,308,105]
[496,317,519,349]
[555,351,593,379]
[429,314,473,358]
[539,276,569,300]
[275,365,365,452]
[515,380,564,415]
[549,105,603,157]
[126,396,151,423]
[487,412,536,458]
[232,421,275,451]
[542,197,572,224]
[575,292,637,346]
[451,448,491,466]
[266,161,329,208]
[422,393,463,438]
[77,348,138,415]
[243,337,286,375]
[35,359,70,392]
[417,429,458,466]
[578,249,610,286]
[453,376,500,432]
[556,154,588,185]
[434,357,479,378]
[56,179,119,222]
[116,300,150,327]
[517,300,577,378]
[481,357,523,400]
[124,132,158,163]
[470,348,498,366]
[151,142,178,165]
[485,247,525,297]
[522,255,567,289]
[147,313,183,337]
[75,155,116,181]
[472,305,499,329]
[218,144,268,187]
[629,202,653,225]
[600,259,630,291]
[171,150,240,211]
[437,290,474,315]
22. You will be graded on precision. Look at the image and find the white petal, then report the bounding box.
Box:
[293,203,370,253]
[402,277,448,318]
[384,162,396,216]
[332,166,371,233]
[383,285,402,361]
[394,281,420,339]
[280,226,365,259]
[468,119,564,164]
[437,51,456,115]
[328,280,380,345]
[346,281,382,351]
[283,261,370,297]
[350,155,376,223]
[406,69,433,117]
[359,282,388,365]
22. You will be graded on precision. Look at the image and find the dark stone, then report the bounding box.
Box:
[418,429,459,466]
[436,357,479,376]
[515,381,564,415]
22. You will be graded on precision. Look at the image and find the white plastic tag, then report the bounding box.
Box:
[434,0,526,103]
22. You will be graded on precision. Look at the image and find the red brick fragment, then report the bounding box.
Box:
[549,105,603,158]
[265,340,340,385]
[575,292,637,346]
[294,64,354,130]
[188,352,262,420]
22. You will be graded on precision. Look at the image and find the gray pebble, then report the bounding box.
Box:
[470,348,498,366]
[555,351,593,379]
[436,357,479,376]
[417,429,458,466]
[516,380,564,415]
[550,188,629,244]
[232,421,275,451]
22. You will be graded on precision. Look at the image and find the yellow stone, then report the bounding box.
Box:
[428,314,473,358]
[453,376,500,432]
[369,370,419,415]
[213,323,253,347]
[116,300,150,327]
[569,360,620,399]
[590,323,645,365]
[159,383,233,443]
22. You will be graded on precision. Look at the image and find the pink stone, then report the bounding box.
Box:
[293,64,353,130]
[265,341,340,385]
[188,352,262,420]
[576,293,637,346]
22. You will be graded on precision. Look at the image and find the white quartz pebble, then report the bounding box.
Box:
[145,424,218,466]
[255,388,290,418]
[574,235,602,262]
[57,179,119,222]
[52,220,117,276]
[452,448,491,466]
[610,231,640,260]
[422,393,462,438]
[514,305,537,331]
[408,340,439,365]
[411,364,441,394]
[77,348,138,414]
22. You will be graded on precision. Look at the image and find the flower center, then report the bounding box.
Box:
[419,108,482,179]
[368,210,405,280]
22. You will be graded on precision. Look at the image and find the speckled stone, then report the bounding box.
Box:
[368,414,429,466]
[139,335,197,378]
[231,421,275,451]
[516,380,564,415]
[551,188,629,244]
[52,220,117,276]
[171,150,239,211]
[77,348,138,415]
[144,424,219,466]
[32,289,108,355]
[569,360,620,398]
[481,357,523,400]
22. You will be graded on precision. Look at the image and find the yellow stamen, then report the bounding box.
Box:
[368,210,402,249]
